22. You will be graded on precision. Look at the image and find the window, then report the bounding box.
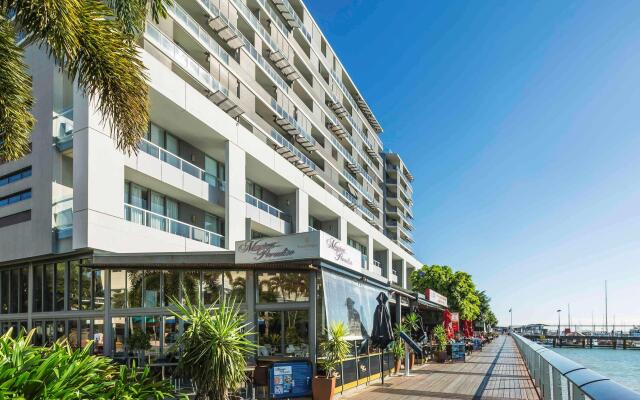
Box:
[55,263,65,311]
[257,310,309,357]
[0,189,32,207]
[202,271,222,305]
[0,167,31,187]
[245,180,263,200]
[224,271,246,303]
[163,270,180,306]
[257,272,309,303]
[127,270,143,308]
[143,271,161,308]
[183,271,200,305]
[111,270,127,309]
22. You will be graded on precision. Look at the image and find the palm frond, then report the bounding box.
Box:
[10,0,150,154]
[0,18,34,161]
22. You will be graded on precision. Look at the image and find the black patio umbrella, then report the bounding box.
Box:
[371,292,393,385]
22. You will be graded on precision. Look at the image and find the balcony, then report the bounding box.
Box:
[227,0,300,81]
[398,237,413,254]
[269,129,317,176]
[52,197,73,240]
[53,108,74,152]
[132,139,226,206]
[271,0,312,43]
[245,193,292,234]
[390,269,399,284]
[270,99,316,151]
[342,189,357,210]
[361,254,368,270]
[196,0,244,49]
[327,91,348,118]
[144,24,243,118]
[124,203,224,247]
[325,113,347,138]
[372,259,382,276]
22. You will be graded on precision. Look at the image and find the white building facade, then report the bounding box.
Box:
[0,0,423,386]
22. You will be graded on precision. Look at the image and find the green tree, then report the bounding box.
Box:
[476,290,498,327]
[410,265,481,321]
[0,0,171,162]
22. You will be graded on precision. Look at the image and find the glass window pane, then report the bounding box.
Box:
[257,272,309,303]
[112,317,126,356]
[80,266,92,310]
[20,267,28,313]
[56,320,65,341]
[182,271,200,305]
[111,270,127,309]
[33,321,44,345]
[146,316,161,362]
[202,270,222,305]
[258,311,282,356]
[68,320,78,349]
[93,319,104,355]
[69,261,80,311]
[127,270,143,308]
[33,265,43,312]
[143,271,161,308]
[284,310,309,358]
[224,271,246,303]
[0,271,8,313]
[55,262,65,311]
[163,316,178,359]
[94,269,105,310]
[80,319,91,347]
[9,269,19,313]
[44,320,55,345]
[163,270,180,306]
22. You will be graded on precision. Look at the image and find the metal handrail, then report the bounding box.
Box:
[245,193,291,223]
[124,203,224,248]
[512,332,640,400]
[269,129,317,172]
[137,139,226,190]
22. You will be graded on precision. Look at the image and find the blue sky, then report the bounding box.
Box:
[307,0,640,326]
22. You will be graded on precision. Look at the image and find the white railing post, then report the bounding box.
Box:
[552,367,562,400]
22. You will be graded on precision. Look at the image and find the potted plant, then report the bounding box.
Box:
[404,313,420,368]
[314,322,350,400]
[128,329,151,367]
[432,325,448,363]
[391,322,407,374]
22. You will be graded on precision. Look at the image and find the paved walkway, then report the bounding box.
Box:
[343,335,539,400]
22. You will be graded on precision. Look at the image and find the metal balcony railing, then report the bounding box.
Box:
[512,333,640,400]
[53,108,74,151]
[343,170,373,203]
[124,203,224,247]
[269,129,317,176]
[270,98,316,150]
[138,139,226,191]
[245,193,291,223]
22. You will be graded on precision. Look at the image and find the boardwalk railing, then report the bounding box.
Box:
[512,332,640,400]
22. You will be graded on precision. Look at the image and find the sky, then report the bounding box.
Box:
[306,0,640,327]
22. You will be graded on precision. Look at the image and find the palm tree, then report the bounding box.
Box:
[0,0,171,162]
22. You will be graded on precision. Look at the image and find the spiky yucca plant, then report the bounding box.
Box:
[0,0,172,162]
[0,328,181,399]
[170,295,256,400]
[318,322,350,378]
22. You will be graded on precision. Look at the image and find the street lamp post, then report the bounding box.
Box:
[557,309,562,337]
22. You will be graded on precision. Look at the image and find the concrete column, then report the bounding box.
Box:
[385,250,393,279]
[401,259,407,289]
[309,271,317,374]
[103,269,112,356]
[27,264,33,330]
[72,94,124,250]
[337,217,347,241]
[366,236,374,271]
[295,189,309,233]
[225,141,246,249]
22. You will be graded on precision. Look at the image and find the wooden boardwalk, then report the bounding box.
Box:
[343,335,539,400]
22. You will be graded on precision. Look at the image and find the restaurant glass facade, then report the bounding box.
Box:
[0,255,406,391]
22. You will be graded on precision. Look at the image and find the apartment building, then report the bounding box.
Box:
[0,0,428,387]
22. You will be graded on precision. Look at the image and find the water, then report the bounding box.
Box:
[549,346,640,392]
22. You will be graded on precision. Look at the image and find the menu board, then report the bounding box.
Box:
[269,361,312,398]
[451,342,465,362]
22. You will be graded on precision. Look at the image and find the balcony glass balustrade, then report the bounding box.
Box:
[124,203,224,247]
[270,99,316,147]
[398,237,413,251]
[245,193,292,223]
[269,129,317,172]
[342,189,357,205]
[356,202,374,220]
[53,108,74,149]
[343,170,373,203]
[138,139,226,191]
[271,0,312,42]
[53,197,73,239]
[361,254,368,269]
[145,24,230,99]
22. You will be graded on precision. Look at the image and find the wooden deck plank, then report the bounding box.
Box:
[343,335,540,400]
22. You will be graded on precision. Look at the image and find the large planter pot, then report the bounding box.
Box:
[436,350,447,363]
[409,352,415,369]
[312,376,336,400]
[394,358,402,374]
